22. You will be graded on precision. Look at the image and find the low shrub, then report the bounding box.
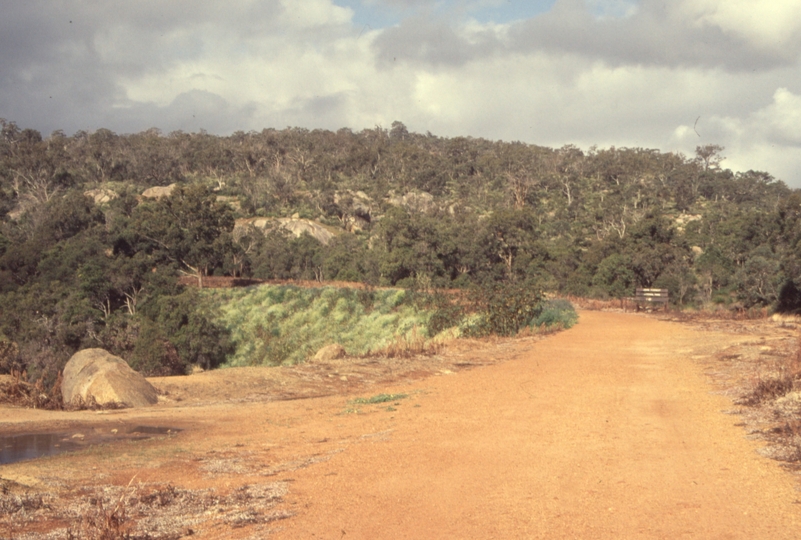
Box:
[534,299,579,330]
[420,291,466,338]
[463,282,544,337]
[128,320,188,377]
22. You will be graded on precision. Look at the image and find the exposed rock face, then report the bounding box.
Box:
[216,195,241,211]
[84,188,119,205]
[141,184,177,199]
[334,190,373,218]
[386,190,436,213]
[235,217,336,246]
[62,349,158,408]
[312,344,347,362]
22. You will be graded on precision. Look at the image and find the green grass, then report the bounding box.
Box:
[203,286,440,367]
[349,393,408,405]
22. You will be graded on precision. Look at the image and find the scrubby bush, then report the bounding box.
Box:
[148,289,234,371]
[425,294,466,338]
[533,299,578,329]
[461,283,578,337]
[128,320,187,376]
[464,282,544,337]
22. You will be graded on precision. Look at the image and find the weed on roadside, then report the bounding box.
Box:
[739,337,801,406]
[738,375,796,406]
[350,393,408,405]
[732,328,801,466]
[344,393,409,414]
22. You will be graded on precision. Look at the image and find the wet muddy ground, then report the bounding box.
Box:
[0,426,181,466]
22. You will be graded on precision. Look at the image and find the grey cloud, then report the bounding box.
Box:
[505,0,799,71]
[0,5,122,134]
[0,1,288,135]
[99,90,259,135]
[371,0,800,71]
[261,92,354,133]
[364,0,440,7]
[373,14,501,66]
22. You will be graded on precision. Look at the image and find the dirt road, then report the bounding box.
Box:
[2,310,801,538]
[274,311,800,539]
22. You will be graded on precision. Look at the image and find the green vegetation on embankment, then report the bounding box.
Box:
[209,286,434,366]
[205,284,579,367]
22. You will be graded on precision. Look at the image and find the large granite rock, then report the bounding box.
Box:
[62,349,158,408]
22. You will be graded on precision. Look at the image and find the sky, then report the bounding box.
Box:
[2,0,801,186]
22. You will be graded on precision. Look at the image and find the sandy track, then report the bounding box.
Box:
[274,311,801,539]
[2,310,801,538]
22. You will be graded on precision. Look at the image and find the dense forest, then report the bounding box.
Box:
[1,118,800,380]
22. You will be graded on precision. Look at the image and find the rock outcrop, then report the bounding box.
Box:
[235,217,337,246]
[386,190,436,214]
[141,184,177,199]
[83,188,119,205]
[62,349,158,408]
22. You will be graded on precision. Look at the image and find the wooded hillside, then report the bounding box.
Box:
[2,119,799,378]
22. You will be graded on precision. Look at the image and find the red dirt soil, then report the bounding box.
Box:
[2,310,801,538]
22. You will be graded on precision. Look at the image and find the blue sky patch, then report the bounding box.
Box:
[335,1,557,29]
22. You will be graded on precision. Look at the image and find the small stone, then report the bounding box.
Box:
[313,344,347,362]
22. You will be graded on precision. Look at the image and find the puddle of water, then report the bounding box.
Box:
[0,426,182,466]
[0,433,82,465]
[129,426,181,435]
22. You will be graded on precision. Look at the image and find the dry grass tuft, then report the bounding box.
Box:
[0,369,64,410]
[3,478,292,539]
[740,336,801,406]
[73,492,133,540]
[0,369,129,411]
[363,326,441,359]
[668,306,771,322]
[726,328,801,466]
[738,375,795,406]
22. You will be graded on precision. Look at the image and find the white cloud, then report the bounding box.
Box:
[681,0,801,52]
[671,87,801,182]
[756,88,801,145]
